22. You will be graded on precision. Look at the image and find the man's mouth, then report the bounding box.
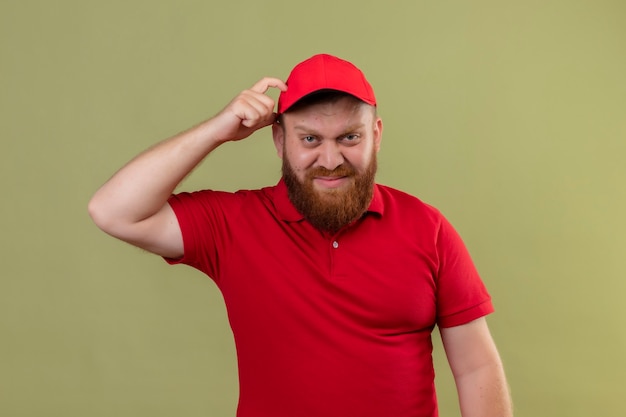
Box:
[313,175,350,189]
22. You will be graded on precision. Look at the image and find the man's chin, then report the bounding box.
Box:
[312,185,351,202]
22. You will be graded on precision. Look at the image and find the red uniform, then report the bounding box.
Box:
[166,179,493,417]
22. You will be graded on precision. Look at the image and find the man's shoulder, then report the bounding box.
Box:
[374,183,441,216]
[173,182,277,200]
[168,184,277,218]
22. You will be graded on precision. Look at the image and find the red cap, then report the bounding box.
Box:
[277,54,376,114]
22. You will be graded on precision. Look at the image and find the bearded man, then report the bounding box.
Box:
[89,54,513,417]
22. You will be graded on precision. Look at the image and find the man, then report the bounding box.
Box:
[89,54,513,417]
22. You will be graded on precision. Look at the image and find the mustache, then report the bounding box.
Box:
[306,164,356,178]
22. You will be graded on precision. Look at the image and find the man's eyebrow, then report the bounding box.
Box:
[340,123,366,133]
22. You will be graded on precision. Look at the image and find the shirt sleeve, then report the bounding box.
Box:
[435,216,494,328]
[163,190,240,283]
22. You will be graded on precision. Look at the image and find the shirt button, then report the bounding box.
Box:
[332,241,339,249]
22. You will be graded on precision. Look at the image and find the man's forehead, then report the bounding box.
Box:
[291,120,366,133]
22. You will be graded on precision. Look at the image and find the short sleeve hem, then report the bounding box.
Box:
[437,299,494,328]
[160,197,199,268]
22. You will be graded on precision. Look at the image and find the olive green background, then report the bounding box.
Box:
[1,1,625,416]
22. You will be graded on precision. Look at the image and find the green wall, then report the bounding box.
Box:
[1,1,625,416]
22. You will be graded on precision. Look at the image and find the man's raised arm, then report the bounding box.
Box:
[88,77,287,258]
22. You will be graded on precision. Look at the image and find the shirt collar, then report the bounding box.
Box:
[273,178,385,222]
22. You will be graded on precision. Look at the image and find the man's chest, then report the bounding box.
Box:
[219,218,440,335]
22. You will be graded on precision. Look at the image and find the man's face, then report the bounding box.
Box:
[272,96,383,232]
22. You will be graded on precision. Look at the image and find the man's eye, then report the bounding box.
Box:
[303,136,316,143]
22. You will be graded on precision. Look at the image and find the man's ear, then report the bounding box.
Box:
[272,120,285,159]
[373,117,383,152]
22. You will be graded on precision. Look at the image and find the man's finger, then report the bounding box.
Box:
[241,112,276,129]
[250,77,288,94]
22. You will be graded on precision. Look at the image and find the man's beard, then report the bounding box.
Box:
[282,153,377,233]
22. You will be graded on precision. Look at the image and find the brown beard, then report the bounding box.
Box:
[282,153,377,233]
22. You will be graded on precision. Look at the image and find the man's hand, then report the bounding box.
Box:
[212,77,288,143]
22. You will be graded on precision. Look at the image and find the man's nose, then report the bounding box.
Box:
[317,141,344,171]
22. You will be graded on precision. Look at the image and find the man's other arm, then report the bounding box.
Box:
[440,317,513,417]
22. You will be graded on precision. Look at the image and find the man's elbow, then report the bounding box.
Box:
[87,194,120,236]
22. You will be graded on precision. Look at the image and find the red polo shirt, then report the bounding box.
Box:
[166,179,493,417]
